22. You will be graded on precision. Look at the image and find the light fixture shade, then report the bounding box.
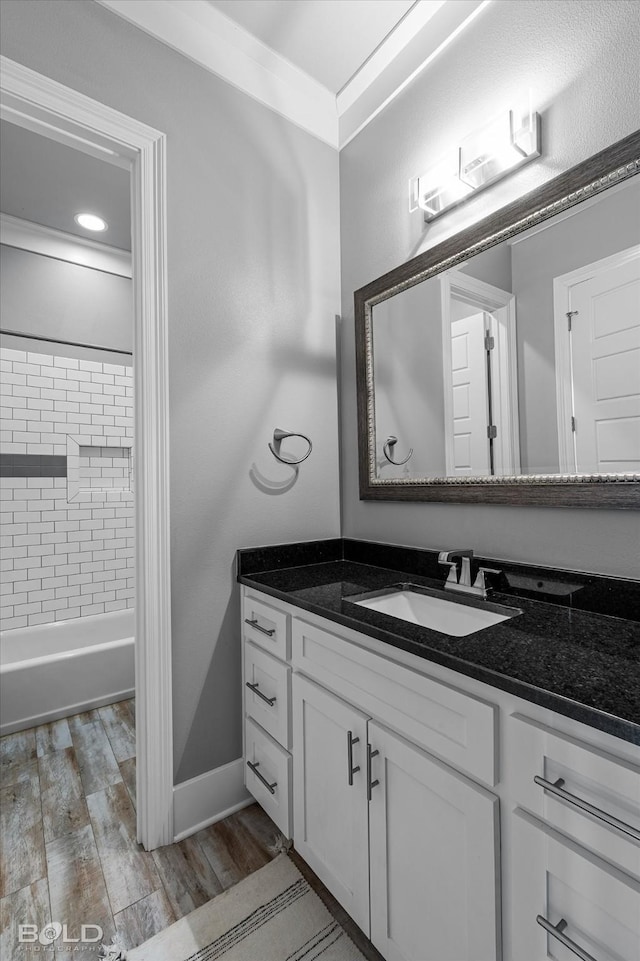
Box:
[460,109,539,191]
[410,96,540,222]
[411,150,474,220]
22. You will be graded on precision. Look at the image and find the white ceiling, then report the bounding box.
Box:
[0,120,132,251]
[206,0,416,94]
[99,0,490,148]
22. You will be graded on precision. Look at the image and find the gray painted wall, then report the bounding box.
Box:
[0,245,133,352]
[373,279,445,477]
[339,0,640,578]
[1,0,341,782]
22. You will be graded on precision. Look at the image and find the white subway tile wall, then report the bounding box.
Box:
[0,347,134,629]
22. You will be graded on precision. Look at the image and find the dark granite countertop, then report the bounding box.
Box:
[237,540,640,746]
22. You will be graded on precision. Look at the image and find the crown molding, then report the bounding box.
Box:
[338,0,491,148]
[0,213,133,277]
[97,0,338,147]
[97,0,491,151]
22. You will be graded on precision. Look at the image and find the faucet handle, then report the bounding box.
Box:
[473,567,502,595]
[440,560,459,589]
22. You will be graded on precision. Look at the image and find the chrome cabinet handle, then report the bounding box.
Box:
[347,731,360,786]
[534,775,640,842]
[246,760,277,795]
[536,915,598,961]
[367,744,380,801]
[245,681,276,707]
[244,617,276,637]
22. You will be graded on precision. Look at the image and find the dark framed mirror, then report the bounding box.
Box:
[355,131,640,507]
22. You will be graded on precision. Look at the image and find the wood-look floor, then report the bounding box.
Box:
[1,701,382,961]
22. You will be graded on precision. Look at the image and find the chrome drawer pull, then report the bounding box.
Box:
[245,681,277,707]
[247,760,277,795]
[347,730,360,786]
[536,915,598,961]
[367,744,380,801]
[534,775,640,842]
[244,617,276,637]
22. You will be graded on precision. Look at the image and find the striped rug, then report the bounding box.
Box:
[127,854,366,961]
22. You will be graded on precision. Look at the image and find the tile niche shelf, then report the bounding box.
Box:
[66,434,133,504]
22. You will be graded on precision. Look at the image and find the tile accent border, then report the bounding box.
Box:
[0,453,66,478]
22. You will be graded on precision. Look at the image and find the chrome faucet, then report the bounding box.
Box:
[438,549,501,599]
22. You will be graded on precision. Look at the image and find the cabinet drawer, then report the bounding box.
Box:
[244,641,291,749]
[292,618,497,785]
[244,717,292,838]
[511,808,640,961]
[508,713,640,878]
[243,592,290,660]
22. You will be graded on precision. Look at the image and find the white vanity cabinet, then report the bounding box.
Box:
[241,585,640,961]
[291,618,501,961]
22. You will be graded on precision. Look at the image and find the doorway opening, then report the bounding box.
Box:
[1,56,173,849]
[440,270,520,476]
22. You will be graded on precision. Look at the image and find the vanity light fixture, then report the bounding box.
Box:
[74,212,108,232]
[410,100,540,221]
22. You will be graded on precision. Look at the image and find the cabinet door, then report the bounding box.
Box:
[511,808,640,961]
[292,673,370,935]
[368,721,501,961]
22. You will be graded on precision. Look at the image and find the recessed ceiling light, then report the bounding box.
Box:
[74,212,108,232]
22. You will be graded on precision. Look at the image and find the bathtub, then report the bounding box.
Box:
[0,609,135,735]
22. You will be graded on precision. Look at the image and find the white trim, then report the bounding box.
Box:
[441,271,520,476]
[97,0,490,151]
[336,1,448,113]
[0,213,132,277]
[0,56,174,850]
[552,244,640,473]
[338,0,491,149]
[172,758,252,842]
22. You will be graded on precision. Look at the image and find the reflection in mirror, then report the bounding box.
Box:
[371,175,640,481]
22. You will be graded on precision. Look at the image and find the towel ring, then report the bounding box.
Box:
[383,435,413,466]
[269,428,313,465]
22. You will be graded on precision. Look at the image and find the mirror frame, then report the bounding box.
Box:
[355,130,640,508]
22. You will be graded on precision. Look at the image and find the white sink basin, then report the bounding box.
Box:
[353,586,520,637]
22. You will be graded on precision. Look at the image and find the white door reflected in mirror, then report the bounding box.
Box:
[554,245,640,475]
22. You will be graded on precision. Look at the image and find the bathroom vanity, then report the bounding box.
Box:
[238,539,640,961]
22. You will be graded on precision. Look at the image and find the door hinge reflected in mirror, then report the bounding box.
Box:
[487,425,498,439]
[484,332,495,351]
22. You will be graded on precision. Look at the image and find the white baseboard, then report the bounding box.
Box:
[173,757,252,842]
